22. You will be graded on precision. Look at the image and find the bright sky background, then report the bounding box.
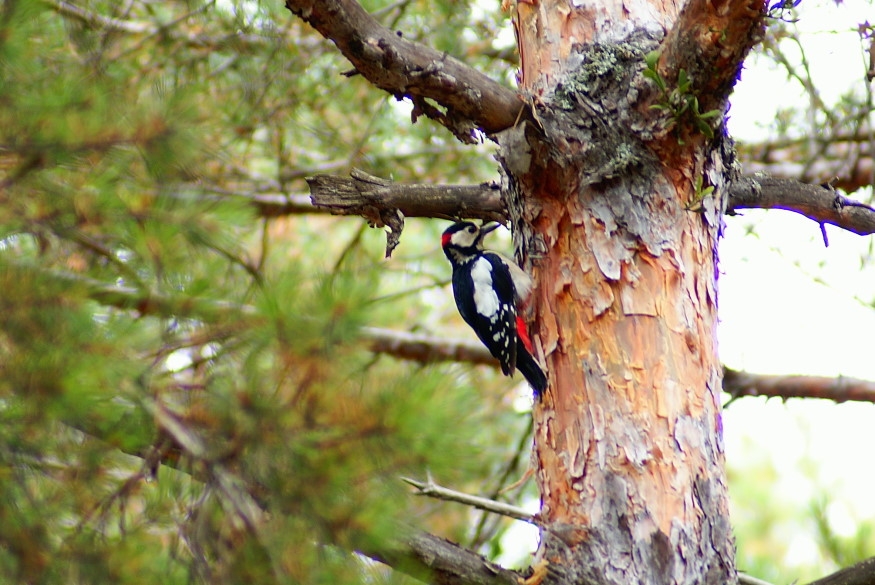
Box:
[721,0,875,567]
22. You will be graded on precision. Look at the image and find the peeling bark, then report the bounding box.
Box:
[503,0,766,582]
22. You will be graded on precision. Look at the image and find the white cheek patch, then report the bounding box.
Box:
[471,258,500,319]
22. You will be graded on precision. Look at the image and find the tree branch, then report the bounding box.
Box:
[401,476,534,523]
[364,328,875,405]
[739,133,875,194]
[365,531,522,585]
[291,170,875,239]
[36,266,875,406]
[45,0,294,51]
[804,556,875,585]
[739,574,777,585]
[726,175,875,236]
[363,327,495,366]
[658,0,765,115]
[723,367,875,404]
[282,0,525,142]
[308,169,506,222]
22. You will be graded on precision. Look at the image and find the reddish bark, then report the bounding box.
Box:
[505,0,765,582]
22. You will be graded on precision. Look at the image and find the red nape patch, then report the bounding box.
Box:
[516,316,533,353]
[441,232,452,247]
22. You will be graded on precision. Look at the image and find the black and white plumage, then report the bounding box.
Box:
[441,221,547,395]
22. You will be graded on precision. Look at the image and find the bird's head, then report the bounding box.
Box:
[441,222,499,257]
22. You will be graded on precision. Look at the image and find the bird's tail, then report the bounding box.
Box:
[516,348,547,397]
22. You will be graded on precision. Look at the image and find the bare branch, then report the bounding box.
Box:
[727,175,875,237]
[365,531,523,585]
[294,170,875,238]
[723,367,875,404]
[739,574,777,585]
[805,556,875,585]
[362,327,495,366]
[245,193,319,217]
[308,169,506,221]
[401,476,534,523]
[282,0,525,142]
[365,328,875,405]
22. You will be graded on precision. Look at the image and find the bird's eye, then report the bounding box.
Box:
[467,225,476,233]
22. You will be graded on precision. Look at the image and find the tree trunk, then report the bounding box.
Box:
[499,0,763,583]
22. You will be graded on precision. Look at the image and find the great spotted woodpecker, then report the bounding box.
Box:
[441,221,547,395]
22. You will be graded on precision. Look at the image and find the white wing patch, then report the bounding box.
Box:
[471,257,500,321]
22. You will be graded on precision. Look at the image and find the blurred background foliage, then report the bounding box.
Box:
[0,1,528,583]
[0,0,872,583]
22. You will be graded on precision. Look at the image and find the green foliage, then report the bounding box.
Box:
[728,425,875,584]
[643,53,722,141]
[685,175,716,212]
[0,0,517,582]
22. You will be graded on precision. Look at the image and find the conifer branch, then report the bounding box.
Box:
[401,476,534,522]
[44,0,291,50]
[64,401,524,585]
[282,0,525,142]
[34,267,875,405]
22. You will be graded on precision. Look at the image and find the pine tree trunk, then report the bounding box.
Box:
[499,0,762,582]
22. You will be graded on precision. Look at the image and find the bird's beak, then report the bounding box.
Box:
[480,222,501,236]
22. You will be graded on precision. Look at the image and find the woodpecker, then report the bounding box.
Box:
[441,221,547,395]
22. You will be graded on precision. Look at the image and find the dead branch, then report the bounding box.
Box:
[362,327,494,366]
[285,170,875,238]
[282,0,524,142]
[308,169,505,221]
[401,476,534,523]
